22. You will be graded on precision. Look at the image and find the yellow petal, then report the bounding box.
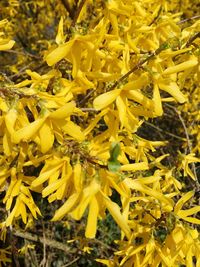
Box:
[163,58,198,75]
[126,179,173,209]
[126,90,154,109]
[13,117,46,144]
[62,121,85,141]
[5,198,20,226]
[174,191,194,214]
[49,101,75,119]
[95,259,115,267]
[70,179,100,220]
[45,40,74,66]
[20,193,41,218]
[26,69,41,80]
[3,130,12,156]
[51,193,80,221]
[71,41,82,78]
[83,109,108,136]
[39,119,54,153]
[42,178,65,198]
[153,84,163,116]
[31,162,63,188]
[0,40,15,51]
[103,194,131,239]
[19,199,27,224]
[93,89,121,110]
[116,94,127,128]
[156,246,172,267]
[123,73,149,91]
[55,17,65,45]
[3,178,17,205]
[177,206,200,218]
[11,179,22,197]
[120,162,149,171]
[73,163,82,191]
[182,217,200,224]
[109,13,118,35]
[4,108,18,135]
[85,196,99,238]
[158,81,186,103]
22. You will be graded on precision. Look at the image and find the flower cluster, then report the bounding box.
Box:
[0,0,199,266]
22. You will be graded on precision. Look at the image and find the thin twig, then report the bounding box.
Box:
[4,49,41,59]
[177,15,200,25]
[109,43,168,91]
[39,222,47,267]
[149,6,162,26]
[60,0,73,18]
[9,224,20,267]
[186,31,200,47]
[13,230,76,253]
[165,103,200,189]
[93,238,118,252]
[0,87,38,99]
[8,62,33,80]
[61,257,80,267]
[78,89,95,106]
[71,0,87,28]
[80,107,98,112]
[144,121,186,141]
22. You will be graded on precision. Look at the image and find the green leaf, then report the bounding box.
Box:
[109,142,121,162]
[108,160,121,173]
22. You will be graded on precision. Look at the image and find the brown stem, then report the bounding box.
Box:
[186,31,200,47]
[71,0,87,28]
[0,87,38,99]
[109,42,168,91]
[177,15,200,25]
[62,257,80,267]
[144,121,186,141]
[13,230,77,253]
[80,107,98,112]
[165,103,200,190]
[60,0,73,18]
[149,6,162,26]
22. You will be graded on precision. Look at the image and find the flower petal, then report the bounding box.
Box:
[93,89,121,110]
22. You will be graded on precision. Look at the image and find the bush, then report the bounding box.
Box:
[0,0,200,266]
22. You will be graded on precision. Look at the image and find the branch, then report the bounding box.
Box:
[109,29,199,92]
[4,49,41,59]
[0,87,38,99]
[60,0,74,18]
[109,43,169,91]
[165,103,200,190]
[71,0,87,28]
[144,121,186,141]
[62,257,80,267]
[13,230,76,253]
[80,107,98,112]
[177,15,200,25]
[149,6,162,26]
[186,31,200,47]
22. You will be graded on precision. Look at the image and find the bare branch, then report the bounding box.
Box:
[13,230,76,253]
[165,103,200,190]
[62,257,80,267]
[80,107,98,112]
[177,15,200,25]
[60,0,73,18]
[149,6,162,26]
[109,42,169,91]
[144,121,186,141]
[0,87,38,99]
[71,0,87,28]
[186,31,200,47]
